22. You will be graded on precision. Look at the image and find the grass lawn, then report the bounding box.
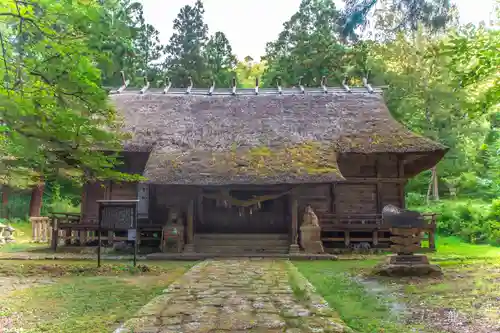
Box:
[0,260,195,333]
[294,236,500,333]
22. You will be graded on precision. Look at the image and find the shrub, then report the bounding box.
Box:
[410,197,499,245]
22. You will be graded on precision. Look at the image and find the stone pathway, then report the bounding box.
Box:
[117,259,352,333]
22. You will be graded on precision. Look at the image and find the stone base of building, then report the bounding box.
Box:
[373,254,442,277]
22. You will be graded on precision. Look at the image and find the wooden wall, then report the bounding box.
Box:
[149,185,198,225]
[80,152,149,224]
[81,152,407,226]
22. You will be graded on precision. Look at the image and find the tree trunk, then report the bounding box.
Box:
[29,181,45,217]
[432,166,439,201]
[426,170,433,204]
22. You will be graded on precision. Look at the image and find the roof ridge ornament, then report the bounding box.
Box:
[186,76,193,94]
[362,76,374,94]
[231,77,237,95]
[298,76,305,94]
[163,77,172,94]
[342,75,351,93]
[109,71,129,94]
[255,77,259,95]
[321,76,327,94]
[208,79,215,95]
[139,75,150,94]
[276,76,282,95]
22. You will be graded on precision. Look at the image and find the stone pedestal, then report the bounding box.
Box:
[0,223,5,244]
[4,225,15,243]
[300,225,324,254]
[373,254,442,277]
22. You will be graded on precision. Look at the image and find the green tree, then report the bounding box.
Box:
[129,1,164,86]
[206,31,236,87]
[164,0,210,87]
[262,0,346,87]
[0,0,143,214]
[340,0,455,40]
[234,57,267,88]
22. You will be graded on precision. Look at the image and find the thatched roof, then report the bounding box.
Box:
[110,87,446,185]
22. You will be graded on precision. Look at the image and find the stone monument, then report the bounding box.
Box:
[4,225,15,243]
[300,205,324,254]
[373,205,442,276]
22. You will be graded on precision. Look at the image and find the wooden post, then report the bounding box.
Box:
[398,155,406,208]
[289,193,300,254]
[345,231,350,247]
[197,190,204,226]
[331,183,339,225]
[184,199,195,252]
[429,214,436,250]
[51,217,58,251]
[373,230,378,246]
[375,155,382,213]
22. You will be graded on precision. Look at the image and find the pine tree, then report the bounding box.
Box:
[206,31,237,87]
[130,2,164,86]
[164,0,210,87]
[262,0,345,87]
[340,0,455,40]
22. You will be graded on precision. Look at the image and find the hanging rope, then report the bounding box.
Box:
[202,189,292,208]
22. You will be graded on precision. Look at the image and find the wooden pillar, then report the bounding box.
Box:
[398,155,406,208]
[184,199,195,252]
[344,231,350,247]
[331,182,339,225]
[289,193,300,254]
[197,189,204,226]
[80,182,87,224]
[375,155,382,213]
[372,230,378,246]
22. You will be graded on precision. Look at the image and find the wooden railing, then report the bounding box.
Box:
[319,212,437,250]
[47,212,164,250]
[30,217,51,243]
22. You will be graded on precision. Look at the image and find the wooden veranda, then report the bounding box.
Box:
[31,210,437,253]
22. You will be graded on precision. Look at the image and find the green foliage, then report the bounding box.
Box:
[340,0,456,40]
[0,184,79,219]
[206,31,237,87]
[234,57,267,88]
[0,0,144,187]
[411,199,500,246]
[164,0,211,86]
[262,0,347,87]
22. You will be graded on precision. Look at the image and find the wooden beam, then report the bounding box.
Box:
[339,178,407,184]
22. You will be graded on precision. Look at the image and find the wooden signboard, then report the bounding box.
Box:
[97,200,139,267]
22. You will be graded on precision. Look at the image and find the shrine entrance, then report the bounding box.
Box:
[196,188,290,234]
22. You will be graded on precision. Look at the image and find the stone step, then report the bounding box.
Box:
[194,233,289,241]
[195,245,290,254]
[195,239,290,246]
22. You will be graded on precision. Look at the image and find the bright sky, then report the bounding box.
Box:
[140,0,497,61]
